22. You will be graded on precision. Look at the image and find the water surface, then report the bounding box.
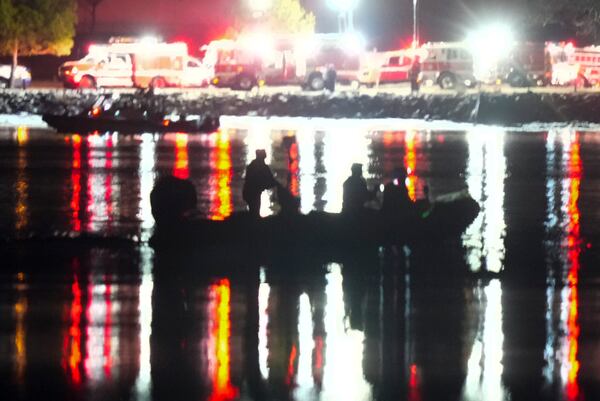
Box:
[1,119,600,401]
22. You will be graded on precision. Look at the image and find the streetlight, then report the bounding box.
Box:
[327,0,359,33]
[412,0,418,47]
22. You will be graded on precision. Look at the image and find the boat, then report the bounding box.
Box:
[149,188,480,263]
[42,94,220,134]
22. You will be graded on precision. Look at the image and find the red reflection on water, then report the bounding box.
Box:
[286,344,298,385]
[104,139,114,231]
[404,132,417,202]
[288,141,300,197]
[313,335,324,386]
[71,135,82,232]
[209,132,233,220]
[565,136,581,400]
[67,273,83,384]
[103,282,113,378]
[408,364,421,401]
[208,279,238,401]
[173,133,189,180]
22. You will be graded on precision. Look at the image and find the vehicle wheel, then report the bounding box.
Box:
[0,78,8,89]
[438,72,456,89]
[307,73,325,91]
[237,75,255,91]
[79,75,96,89]
[150,77,166,89]
[507,72,528,87]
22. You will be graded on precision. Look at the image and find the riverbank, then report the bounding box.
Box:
[1,89,600,126]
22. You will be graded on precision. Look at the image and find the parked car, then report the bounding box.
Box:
[0,64,32,89]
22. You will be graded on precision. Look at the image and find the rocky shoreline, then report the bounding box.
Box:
[1,89,600,126]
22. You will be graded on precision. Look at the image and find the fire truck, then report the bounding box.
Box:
[419,42,477,89]
[202,33,363,90]
[546,42,600,86]
[58,37,210,89]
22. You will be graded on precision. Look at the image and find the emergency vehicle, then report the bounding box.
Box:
[497,42,550,87]
[547,42,600,86]
[58,37,210,89]
[419,42,476,89]
[202,33,363,91]
[355,48,428,87]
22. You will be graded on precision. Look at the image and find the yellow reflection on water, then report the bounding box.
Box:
[209,131,233,220]
[464,128,507,273]
[207,278,238,401]
[14,127,29,232]
[13,273,27,384]
[173,133,189,180]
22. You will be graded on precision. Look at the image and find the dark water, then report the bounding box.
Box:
[1,118,600,401]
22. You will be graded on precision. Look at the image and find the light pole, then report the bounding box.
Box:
[412,0,418,47]
[328,0,358,33]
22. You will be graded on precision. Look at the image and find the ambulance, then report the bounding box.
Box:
[58,37,210,89]
[355,48,427,87]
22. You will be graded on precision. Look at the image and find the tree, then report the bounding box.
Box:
[0,0,76,88]
[264,0,316,34]
[534,0,600,43]
[238,0,316,35]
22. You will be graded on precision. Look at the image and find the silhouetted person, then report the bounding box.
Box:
[324,64,337,92]
[277,183,301,216]
[409,56,421,94]
[150,175,197,228]
[342,163,376,214]
[381,168,413,218]
[243,149,277,217]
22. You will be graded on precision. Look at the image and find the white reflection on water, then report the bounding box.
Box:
[258,268,271,380]
[462,279,505,401]
[463,127,507,273]
[297,128,316,214]
[321,264,372,401]
[543,129,582,400]
[461,127,507,400]
[138,134,157,241]
[322,124,370,213]
[295,293,316,400]
[86,134,119,233]
[84,276,120,384]
[134,246,154,401]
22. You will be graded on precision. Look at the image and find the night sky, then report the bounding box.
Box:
[78,0,532,50]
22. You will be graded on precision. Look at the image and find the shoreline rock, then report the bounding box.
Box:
[1,89,600,126]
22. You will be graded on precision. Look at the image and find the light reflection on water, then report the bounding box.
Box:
[0,120,599,401]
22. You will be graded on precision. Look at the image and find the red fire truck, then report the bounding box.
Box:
[547,42,600,86]
[202,32,363,90]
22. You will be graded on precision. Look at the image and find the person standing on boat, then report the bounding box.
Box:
[342,163,377,214]
[381,167,413,219]
[243,149,278,217]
